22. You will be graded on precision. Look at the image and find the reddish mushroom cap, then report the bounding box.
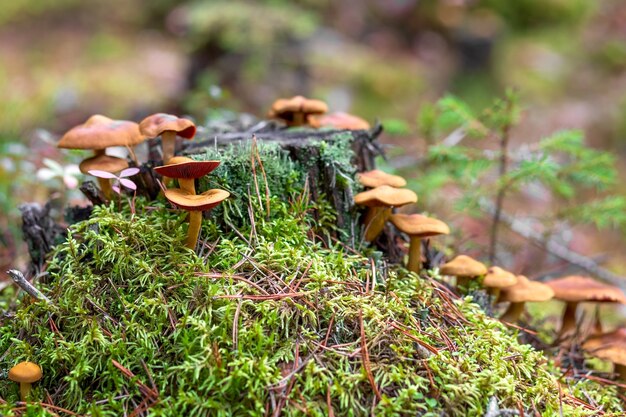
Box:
[583,328,626,366]
[546,276,626,304]
[499,276,555,303]
[390,213,450,237]
[79,154,129,174]
[163,188,230,211]
[154,156,220,179]
[308,112,370,130]
[354,185,417,208]
[139,113,196,139]
[483,266,517,289]
[58,115,145,150]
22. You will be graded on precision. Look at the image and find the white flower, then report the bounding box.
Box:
[36,158,82,189]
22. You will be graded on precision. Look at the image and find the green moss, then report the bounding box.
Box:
[0,141,622,416]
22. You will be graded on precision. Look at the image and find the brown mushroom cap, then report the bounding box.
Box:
[164,188,230,211]
[79,154,129,174]
[269,96,328,119]
[8,361,42,383]
[154,156,220,179]
[354,185,417,208]
[390,213,450,237]
[499,275,555,303]
[546,276,626,304]
[58,115,145,150]
[139,113,196,139]
[583,328,626,366]
[439,255,487,277]
[308,112,370,130]
[483,266,518,289]
[357,170,407,188]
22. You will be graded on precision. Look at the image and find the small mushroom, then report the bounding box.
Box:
[390,213,450,273]
[154,157,227,249]
[139,113,196,164]
[482,266,517,299]
[498,275,554,323]
[79,154,128,199]
[308,112,370,130]
[354,185,418,242]
[357,170,407,188]
[268,96,328,127]
[8,361,42,401]
[439,255,487,289]
[583,327,626,380]
[545,276,626,340]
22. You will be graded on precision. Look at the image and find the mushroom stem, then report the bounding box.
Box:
[558,301,579,339]
[179,178,196,195]
[292,112,305,127]
[363,207,391,242]
[19,382,32,401]
[407,236,422,273]
[186,211,202,249]
[96,177,114,200]
[161,130,177,163]
[615,363,626,380]
[457,276,471,289]
[500,301,526,323]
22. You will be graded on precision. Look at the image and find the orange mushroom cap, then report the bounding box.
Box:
[79,154,129,175]
[354,185,417,208]
[58,115,145,150]
[268,96,328,120]
[545,276,626,304]
[154,156,220,179]
[440,255,487,277]
[163,188,230,211]
[483,266,518,289]
[499,275,555,303]
[583,327,626,366]
[357,170,407,188]
[390,213,450,237]
[8,361,42,384]
[308,112,370,130]
[139,113,196,139]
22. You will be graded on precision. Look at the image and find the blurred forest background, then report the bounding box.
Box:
[3,0,626,287]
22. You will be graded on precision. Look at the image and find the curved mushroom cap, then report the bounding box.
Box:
[309,112,370,130]
[390,213,450,237]
[546,276,626,304]
[58,115,144,150]
[164,188,230,211]
[499,275,555,303]
[79,154,129,175]
[268,96,328,118]
[8,361,42,383]
[154,156,220,179]
[583,328,626,366]
[483,266,518,289]
[139,113,196,139]
[439,255,487,277]
[354,185,417,208]
[357,169,406,188]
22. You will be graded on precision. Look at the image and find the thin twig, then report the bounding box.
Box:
[7,270,51,304]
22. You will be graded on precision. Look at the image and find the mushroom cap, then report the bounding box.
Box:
[439,255,487,277]
[357,169,407,188]
[483,266,518,289]
[154,156,220,179]
[8,361,42,383]
[309,112,370,130]
[499,275,555,303]
[390,213,450,237]
[268,96,328,118]
[354,185,417,208]
[163,188,230,211]
[139,113,196,139]
[58,115,145,150]
[79,154,129,175]
[583,328,626,366]
[545,276,626,304]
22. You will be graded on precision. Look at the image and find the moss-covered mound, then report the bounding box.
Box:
[0,140,623,416]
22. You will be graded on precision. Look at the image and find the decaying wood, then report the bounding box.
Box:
[19,202,65,276]
[79,181,106,206]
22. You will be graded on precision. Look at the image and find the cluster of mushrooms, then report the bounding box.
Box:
[354,169,626,381]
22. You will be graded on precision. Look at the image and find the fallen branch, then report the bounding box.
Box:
[7,270,51,304]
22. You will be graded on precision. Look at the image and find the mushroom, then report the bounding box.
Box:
[8,361,42,401]
[498,275,554,323]
[389,213,450,273]
[354,185,418,242]
[154,156,228,249]
[139,113,196,164]
[545,276,626,339]
[439,255,487,289]
[357,170,407,188]
[482,266,517,299]
[57,115,145,198]
[79,154,129,199]
[308,112,370,130]
[268,96,328,127]
[582,327,626,380]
